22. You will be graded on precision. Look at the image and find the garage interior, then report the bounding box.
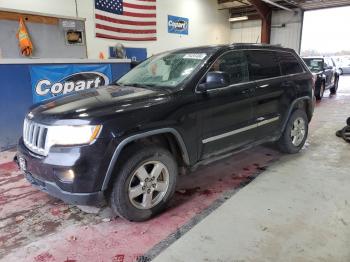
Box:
[1,0,350,261]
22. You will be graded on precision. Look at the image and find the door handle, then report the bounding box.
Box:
[257,84,269,89]
[257,117,265,122]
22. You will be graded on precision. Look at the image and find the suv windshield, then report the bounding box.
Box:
[117,52,208,88]
[303,58,324,73]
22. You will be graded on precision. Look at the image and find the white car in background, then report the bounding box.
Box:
[333,56,350,75]
[338,61,350,75]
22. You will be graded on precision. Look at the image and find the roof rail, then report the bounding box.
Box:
[231,43,283,47]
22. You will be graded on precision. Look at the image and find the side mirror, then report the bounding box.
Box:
[198,71,230,92]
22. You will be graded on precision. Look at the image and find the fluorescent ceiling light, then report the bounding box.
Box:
[229,16,248,22]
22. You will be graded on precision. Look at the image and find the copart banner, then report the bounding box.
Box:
[29,64,112,103]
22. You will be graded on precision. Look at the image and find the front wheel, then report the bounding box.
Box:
[315,82,325,100]
[277,109,309,154]
[330,76,339,94]
[110,145,178,222]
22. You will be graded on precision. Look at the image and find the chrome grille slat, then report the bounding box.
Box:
[37,127,44,149]
[28,123,34,145]
[23,119,28,142]
[23,118,49,156]
[26,121,30,143]
[25,119,30,142]
[24,119,29,143]
[32,125,39,147]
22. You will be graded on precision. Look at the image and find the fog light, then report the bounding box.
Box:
[55,169,75,183]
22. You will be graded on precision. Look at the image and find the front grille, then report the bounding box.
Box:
[23,118,48,156]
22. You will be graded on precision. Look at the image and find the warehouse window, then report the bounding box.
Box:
[246,50,281,81]
[278,52,303,75]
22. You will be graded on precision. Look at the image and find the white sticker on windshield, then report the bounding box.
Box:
[183,53,207,60]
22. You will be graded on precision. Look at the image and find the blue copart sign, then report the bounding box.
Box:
[29,64,112,103]
[168,15,189,35]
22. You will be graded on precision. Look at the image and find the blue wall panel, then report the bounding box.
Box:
[0,64,32,151]
[0,62,130,151]
[110,63,130,82]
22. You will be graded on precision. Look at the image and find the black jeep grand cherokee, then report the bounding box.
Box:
[16,44,315,221]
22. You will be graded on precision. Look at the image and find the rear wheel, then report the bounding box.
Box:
[277,109,308,154]
[315,82,325,100]
[110,145,178,222]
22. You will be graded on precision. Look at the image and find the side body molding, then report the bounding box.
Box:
[281,96,311,132]
[101,128,190,190]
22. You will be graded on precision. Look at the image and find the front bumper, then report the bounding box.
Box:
[21,169,105,205]
[16,138,111,206]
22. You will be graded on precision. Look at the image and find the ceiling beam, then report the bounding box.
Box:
[235,0,250,6]
[298,0,350,10]
[260,0,294,11]
[248,0,272,43]
[278,0,300,8]
[248,0,271,17]
[230,6,258,15]
[218,0,240,4]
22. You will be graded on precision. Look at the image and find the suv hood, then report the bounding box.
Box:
[29,85,171,124]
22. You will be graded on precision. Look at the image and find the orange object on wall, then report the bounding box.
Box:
[99,52,105,59]
[16,17,34,57]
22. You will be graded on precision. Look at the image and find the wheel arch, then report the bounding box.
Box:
[281,96,312,132]
[101,128,189,190]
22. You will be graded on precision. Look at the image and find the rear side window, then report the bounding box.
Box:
[278,52,304,75]
[246,50,281,81]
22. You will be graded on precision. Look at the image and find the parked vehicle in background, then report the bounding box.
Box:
[303,57,339,100]
[16,44,315,221]
[338,61,350,75]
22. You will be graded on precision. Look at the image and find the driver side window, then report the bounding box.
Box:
[209,51,249,85]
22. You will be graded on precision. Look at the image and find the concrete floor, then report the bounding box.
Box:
[154,77,350,262]
[0,76,349,261]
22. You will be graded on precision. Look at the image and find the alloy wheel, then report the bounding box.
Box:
[128,161,170,210]
[290,117,306,146]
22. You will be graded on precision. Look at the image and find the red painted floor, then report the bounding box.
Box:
[0,144,279,261]
[3,75,347,262]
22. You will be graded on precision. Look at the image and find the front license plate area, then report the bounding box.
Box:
[18,156,27,172]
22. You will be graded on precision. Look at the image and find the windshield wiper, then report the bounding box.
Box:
[118,83,158,89]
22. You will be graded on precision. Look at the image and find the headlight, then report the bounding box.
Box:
[47,125,102,146]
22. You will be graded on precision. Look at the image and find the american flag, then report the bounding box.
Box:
[94,0,157,41]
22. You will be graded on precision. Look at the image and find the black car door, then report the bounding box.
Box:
[245,50,285,141]
[197,50,256,159]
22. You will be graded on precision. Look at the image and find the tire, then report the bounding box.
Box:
[315,82,325,100]
[330,76,339,94]
[277,109,309,154]
[110,145,178,222]
[339,68,343,75]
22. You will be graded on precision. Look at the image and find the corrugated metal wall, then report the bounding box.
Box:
[270,10,303,53]
[230,10,303,53]
[230,20,262,44]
